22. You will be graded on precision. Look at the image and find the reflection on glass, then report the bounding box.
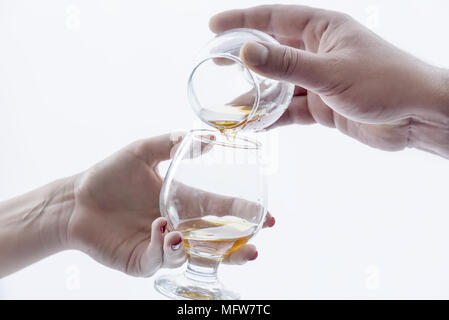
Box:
[154,130,267,300]
[188,28,295,133]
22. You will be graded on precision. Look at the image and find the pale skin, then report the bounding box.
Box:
[0,133,274,278]
[210,5,449,158]
[2,4,449,280]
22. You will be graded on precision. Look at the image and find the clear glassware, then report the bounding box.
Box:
[154,129,267,300]
[187,28,295,132]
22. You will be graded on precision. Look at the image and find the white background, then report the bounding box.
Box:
[1,0,449,299]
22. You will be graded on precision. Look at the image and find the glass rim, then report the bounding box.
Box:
[187,53,261,130]
[188,129,262,150]
[215,28,279,44]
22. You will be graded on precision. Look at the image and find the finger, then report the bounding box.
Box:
[139,217,167,277]
[134,132,216,167]
[223,244,258,265]
[240,41,329,91]
[172,182,266,223]
[214,197,265,223]
[227,87,257,107]
[262,212,275,228]
[213,57,236,66]
[290,95,316,125]
[182,134,216,160]
[210,5,325,38]
[162,231,187,269]
[307,93,336,128]
[269,95,316,129]
[134,132,186,166]
[294,86,307,96]
[268,109,294,128]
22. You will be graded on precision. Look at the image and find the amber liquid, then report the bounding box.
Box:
[210,120,247,132]
[202,105,251,127]
[204,105,254,140]
[209,121,242,141]
[177,216,257,257]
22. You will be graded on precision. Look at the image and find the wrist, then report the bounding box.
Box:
[434,68,449,120]
[406,66,449,157]
[0,176,76,277]
[38,176,77,252]
[414,65,449,124]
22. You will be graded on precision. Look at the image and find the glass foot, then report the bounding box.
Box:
[154,272,240,300]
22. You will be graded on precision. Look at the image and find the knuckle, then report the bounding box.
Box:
[321,8,351,23]
[332,11,354,28]
[336,12,353,23]
[279,46,299,78]
[151,217,163,229]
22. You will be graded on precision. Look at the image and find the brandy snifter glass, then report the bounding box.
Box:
[188,28,295,133]
[154,129,267,300]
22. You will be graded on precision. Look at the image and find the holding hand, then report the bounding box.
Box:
[210,5,449,157]
[0,133,274,278]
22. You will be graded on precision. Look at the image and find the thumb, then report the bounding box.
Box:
[240,41,328,91]
[138,217,167,277]
[135,132,185,166]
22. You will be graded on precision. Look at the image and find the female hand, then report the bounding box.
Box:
[0,133,274,278]
[69,133,274,277]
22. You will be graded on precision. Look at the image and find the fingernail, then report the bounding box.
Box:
[269,217,276,228]
[171,237,182,250]
[242,41,268,67]
[249,251,258,261]
[160,221,167,234]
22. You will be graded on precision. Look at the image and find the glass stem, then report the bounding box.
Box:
[184,254,222,284]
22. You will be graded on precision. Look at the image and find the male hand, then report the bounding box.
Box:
[211,5,449,157]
